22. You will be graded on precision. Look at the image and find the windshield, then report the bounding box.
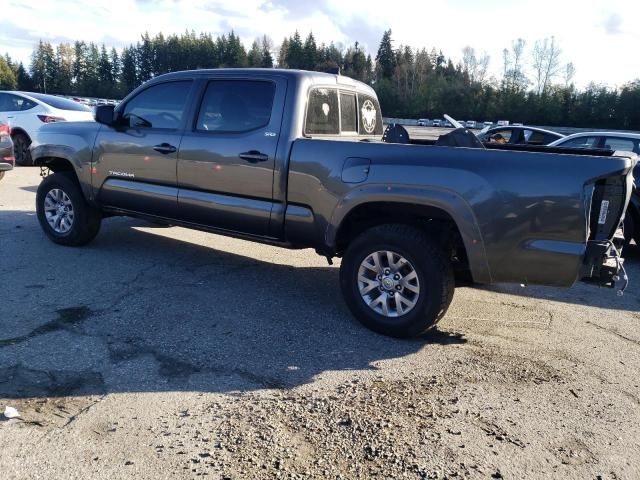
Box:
[27,93,92,112]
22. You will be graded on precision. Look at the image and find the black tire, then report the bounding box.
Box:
[340,224,455,338]
[36,172,102,246]
[12,133,33,166]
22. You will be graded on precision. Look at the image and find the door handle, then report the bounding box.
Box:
[153,143,177,154]
[239,150,269,163]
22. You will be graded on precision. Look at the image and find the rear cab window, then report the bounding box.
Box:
[304,87,383,137]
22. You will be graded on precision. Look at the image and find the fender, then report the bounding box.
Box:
[31,144,95,204]
[326,184,492,283]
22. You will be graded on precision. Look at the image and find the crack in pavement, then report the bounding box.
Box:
[586,321,640,347]
[108,339,287,389]
[0,306,93,347]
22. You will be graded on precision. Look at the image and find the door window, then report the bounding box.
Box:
[489,128,513,142]
[603,137,635,152]
[196,80,275,133]
[340,92,357,133]
[0,93,36,112]
[523,129,546,145]
[558,136,600,149]
[122,81,192,129]
[305,88,339,135]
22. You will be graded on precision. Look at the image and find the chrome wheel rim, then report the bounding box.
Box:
[44,188,74,234]
[358,250,420,317]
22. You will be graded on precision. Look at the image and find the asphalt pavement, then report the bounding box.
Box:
[1,167,639,479]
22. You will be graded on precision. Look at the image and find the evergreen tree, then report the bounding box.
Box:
[277,38,289,68]
[97,44,113,97]
[0,56,17,90]
[138,32,154,81]
[302,32,318,70]
[286,31,304,69]
[261,35,273,68]
[247,40,262,67]
[375,29,395,80]
[54,43,74,94]
[15,62,33,90]
[120,46,138,94]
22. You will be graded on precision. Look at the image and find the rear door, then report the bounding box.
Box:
[177,77,286,235]
[94,80,195,218]
[0,93,39,129]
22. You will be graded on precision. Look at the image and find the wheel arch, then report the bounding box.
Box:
[10,127,31,142]
[32,149,94,205]
[328,186,492,283]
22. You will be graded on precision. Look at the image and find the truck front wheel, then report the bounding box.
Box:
[36,172,102,246]
[339,224,454,338]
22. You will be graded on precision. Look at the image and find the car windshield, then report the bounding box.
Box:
[27,93,92,112]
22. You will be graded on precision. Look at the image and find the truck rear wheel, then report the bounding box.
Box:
[36,172,102,246]
[340,224,454,338]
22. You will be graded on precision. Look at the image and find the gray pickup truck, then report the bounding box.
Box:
[31,69,635,338]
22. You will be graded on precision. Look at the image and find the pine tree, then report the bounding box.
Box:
[138,32,154,81]
[302,32,318,70]
[277,38,289,68]
[15,62,33,91]
[375,29,395,80]
[248,40,262,67]
[120,46,138,94]
[73,41,88,94]
[286,31,304,69]
[98,44,113,97]
[261,35,273,68]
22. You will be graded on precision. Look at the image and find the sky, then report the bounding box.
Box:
[1,0,638,89]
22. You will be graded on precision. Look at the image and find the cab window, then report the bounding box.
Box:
[305,88,339,135]
[340,92,357,133]
[196,80,275,133]
[122,81,192,129]
[357,94,383,136]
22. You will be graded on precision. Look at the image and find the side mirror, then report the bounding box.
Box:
[94,104,115,126]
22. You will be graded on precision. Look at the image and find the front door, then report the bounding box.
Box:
[93,80,195,218]
[177,77,285,235]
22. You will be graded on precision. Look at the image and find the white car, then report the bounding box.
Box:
[548,131,640,154]
[0,91,94,165]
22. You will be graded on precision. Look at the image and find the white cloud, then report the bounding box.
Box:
[2,0,638,88]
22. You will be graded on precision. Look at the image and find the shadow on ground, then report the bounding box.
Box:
[464,241,639,312]
[0,211,465,399]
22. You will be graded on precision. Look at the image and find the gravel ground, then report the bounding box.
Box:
[1,167,639,479]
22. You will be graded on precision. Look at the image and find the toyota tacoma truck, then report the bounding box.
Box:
[30,69,635,338]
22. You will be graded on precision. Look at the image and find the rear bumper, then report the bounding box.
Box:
[0,161,13,172]
[580,232,625,289]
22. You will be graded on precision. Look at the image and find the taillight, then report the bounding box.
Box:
[0,124,9,135]
[3,156,14,162]
[37,115,66,123]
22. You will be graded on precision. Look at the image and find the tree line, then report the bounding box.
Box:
[0,29,638,130]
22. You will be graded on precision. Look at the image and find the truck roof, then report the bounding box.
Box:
[148,68,376,96]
